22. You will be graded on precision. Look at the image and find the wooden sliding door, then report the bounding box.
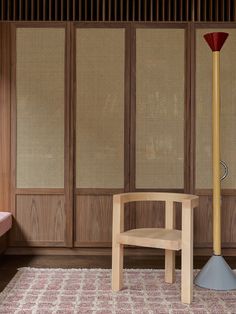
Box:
[131,24,188,230]
[195,25,236,249]
[74,25,130,247]
[10,23,72,247]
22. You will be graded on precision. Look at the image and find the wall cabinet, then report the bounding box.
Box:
[1,22,236,253]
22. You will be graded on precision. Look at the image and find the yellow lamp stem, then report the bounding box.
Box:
[212,51,221,256]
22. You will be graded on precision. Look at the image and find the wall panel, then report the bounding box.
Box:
[76,28,125,189]
[12,194,66,246]
[135,28,185,189]
[16,27,65,188]
[75,195,113,246]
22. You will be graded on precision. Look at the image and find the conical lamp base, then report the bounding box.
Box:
[195,255,236,290]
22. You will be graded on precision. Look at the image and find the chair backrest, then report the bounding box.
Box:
[113,192,199,230]
[114,192,198,205]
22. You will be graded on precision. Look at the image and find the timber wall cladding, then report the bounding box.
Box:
[1,21,236,251]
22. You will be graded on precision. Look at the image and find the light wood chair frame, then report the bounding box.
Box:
[112,192,199,304]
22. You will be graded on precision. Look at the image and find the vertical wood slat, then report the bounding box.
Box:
[31,0,34,20]
[161,0,164,20]
[144,0,147,21]
[114,0,117,21]
[221,0,225,21]
[85,0,88,21]
[209,0,213,21]
[25,0,28,21]
[138,0,141,21]
[7,0,10,20]
[215,0,219,21]
[13,0,16,20]
[67,0,70,20]
[19,0,22,20]
[150,0,153,21]
[155,0,158,21]
[180,0,183,21]
[227,0,231,21]
[73,0,75,20]
[203,0,207,21]
[1,0,4,20]
[126,0,129,21]
[43,0,46,21]
[120,0,123,21]
[0,23,11,211]
[79,0,82,21]
[61,0,63,21]
[132,0,135,21]
[102,0,105,21]
[91,0,94,21]
[37,0,39,20]
[96,0,99,21]
[186,0,189,20]
[168,0,171,21]
[174,0,177,21]
[234,0,236,21]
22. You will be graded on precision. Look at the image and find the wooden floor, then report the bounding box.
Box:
[0,255,236,292]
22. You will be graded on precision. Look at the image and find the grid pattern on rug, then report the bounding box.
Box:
[0,268,236,314]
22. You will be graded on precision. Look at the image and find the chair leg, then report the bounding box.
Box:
[165,250,175,283]
[181,246,193,304]
[112,242,124,291]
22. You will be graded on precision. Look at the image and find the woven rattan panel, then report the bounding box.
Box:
[76,28,125,188]
[16,28,65,188]
[196,28,236,189]
[136,28,185,189]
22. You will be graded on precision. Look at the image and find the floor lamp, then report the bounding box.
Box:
[195,32,236,290]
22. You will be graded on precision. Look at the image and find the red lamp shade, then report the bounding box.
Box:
[204,32,229,51]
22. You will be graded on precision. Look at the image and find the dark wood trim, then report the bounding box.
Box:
[73,22,131,28]
[74,242,111,247]
[124,25,131,192]
[193,22,236,28]
[5,247,236,256]
[130,24,136,192]
[131,22,189,28]
[15,189,65,195]
[11,241,66,247]
[10,23,16,217]
[184,23,191,193]
[190,21,196,194]
[75,189,124,196]
[134,188,185,193]
[0,23,11,212]
[11,21,68,28]
[65,22,73,247]
[196,189,236,196]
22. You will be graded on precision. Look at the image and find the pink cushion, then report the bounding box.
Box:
[0,212,12,237]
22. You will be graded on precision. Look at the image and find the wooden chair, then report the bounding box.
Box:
[112,192,199,304]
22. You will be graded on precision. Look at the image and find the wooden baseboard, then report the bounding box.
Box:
[5,246,236,256]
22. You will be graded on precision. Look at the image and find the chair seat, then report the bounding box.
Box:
[117,228,182,250]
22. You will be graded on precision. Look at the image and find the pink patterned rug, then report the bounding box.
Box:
[0,268,236,313]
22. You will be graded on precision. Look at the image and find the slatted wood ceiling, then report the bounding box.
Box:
[0,0,235,22]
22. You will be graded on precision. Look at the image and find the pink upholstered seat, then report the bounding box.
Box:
[0,212,12,237]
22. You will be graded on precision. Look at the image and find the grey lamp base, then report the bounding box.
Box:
[194,255,236,290]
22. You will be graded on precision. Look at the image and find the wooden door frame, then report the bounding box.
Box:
[10,21,73,247]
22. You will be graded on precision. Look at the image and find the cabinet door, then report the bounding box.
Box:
[75,27,128,246]
[11,24,71,247]
[134,27,186,229]
[195,27,236,248]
